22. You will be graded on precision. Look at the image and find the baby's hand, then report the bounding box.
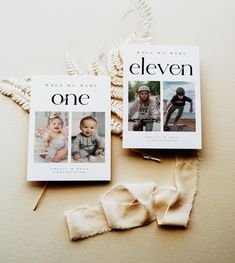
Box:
[47,134,54,143]
[189,108,193,113]
[95,149,103,155]
[72,153,81,160]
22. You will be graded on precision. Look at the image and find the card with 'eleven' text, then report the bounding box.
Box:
[123,44,201,149]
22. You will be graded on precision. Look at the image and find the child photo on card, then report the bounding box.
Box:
[34,111,69,163]
[128,81,161,132]
[71,112,105,163]
[163,81,195,132]
[27,76,111,181]
[123,44,201,149]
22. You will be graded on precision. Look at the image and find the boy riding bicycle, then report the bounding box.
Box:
[129,86,160,131]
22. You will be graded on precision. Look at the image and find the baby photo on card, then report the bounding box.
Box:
[34,111,69,163]
[123,44,201,149]
[27,76,111,181]
[71,112,105,163]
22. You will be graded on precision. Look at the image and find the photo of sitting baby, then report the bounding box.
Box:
[71,113,105,163]
[34,112,68,163]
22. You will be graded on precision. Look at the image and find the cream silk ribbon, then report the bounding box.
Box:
[65,152,199,240]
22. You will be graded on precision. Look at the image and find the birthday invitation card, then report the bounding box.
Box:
[27,76,111,181]
[123,44,201,149]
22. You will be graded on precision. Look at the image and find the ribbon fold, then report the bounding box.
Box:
[65,152,199,240]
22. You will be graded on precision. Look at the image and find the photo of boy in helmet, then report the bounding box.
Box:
[128,81,160,131]
[163,82,195,132]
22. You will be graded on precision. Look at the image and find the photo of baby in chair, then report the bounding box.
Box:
[34,112,68,163]
[71,112,105,163]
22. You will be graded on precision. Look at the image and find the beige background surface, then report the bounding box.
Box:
[0,0,235,262]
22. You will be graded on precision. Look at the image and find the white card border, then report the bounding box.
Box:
[123,44,202,149]
[27,75,111,181]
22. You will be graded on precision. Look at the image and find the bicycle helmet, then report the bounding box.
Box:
[138,86,150,93]
[176,87,185,96]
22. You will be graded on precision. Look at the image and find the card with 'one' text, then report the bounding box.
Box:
[27,76,111,181]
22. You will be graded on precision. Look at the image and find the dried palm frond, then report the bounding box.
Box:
[65,50,84,75]
[111,119,123,135]
[111,87,123,100]
[107,49,123,74]
[0,78,31,112]
[111,99,123,119]
[123,0,153,43]
[111,73,123,87]
[137,0,153,42]
[88,48,108,76]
